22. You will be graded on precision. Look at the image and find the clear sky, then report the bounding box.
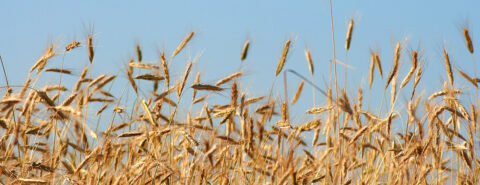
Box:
[1,1,480,127]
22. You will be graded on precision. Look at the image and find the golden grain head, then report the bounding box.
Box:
[65,41,80,51]
[136,44,142,62]
[291,80,304,105]
[87,34,94,63]
[192,72,201,101]
[45,68,72,75]
[172,31,195,59]
[160,52,170,86]
[215,72,243,86]
[394,42,401,64]
[191,83,223,91]
[369,54,375,89]
[400,52,418,88]
[386,42,401,88]
[134,73,165,81]
[463,28,474,54]
[126,69,138,93]
[31,44,56,73]
[231,80,238,107]
[374,52,383,78]
[390,74,397,105]
[305,49,314,76]
[457,68,477,87]
[178,62,193,96]
[275,39,291,76]
[345,18,355,51]
[241,40,250,61]
[443,48,454,85]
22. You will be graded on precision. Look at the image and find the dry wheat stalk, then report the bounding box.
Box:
[357,88,363,108]
[118,131,143,138]
[93,75,116,91]
[345,18,354,51]
[126,69,138,93]
[74,147,100,173]
[369,54,375,88]
[172,31,195,59]
[88,34,94,63]
[88,74,106,88]
[96,104,108,115]
[129,62,160,70]
[61,93,77,106]
[463,28,474,54]
[244,96,265,106]
[185,73,198,103]
[400,51,418,88]
[191,83,223,91]
[276,39,291,76]
[231,81,238,107]
[155,85,177,101]
[443,49,454,85]
[16,178,48,184]
[391,74,397,105]
[305,49,314,76]
[456,68,477,87]
[338,90,353,115]
[373,52,383,78]
[65,41,80,51]
[88,97,114,103]
[178,62,193,96]
[74,67,89,91]
[241,40,250,61]
[160,52,170,87]
[193,96,207,104]
[135,74,165,81]
[216,72,243,86]
[411,65,423,98]
[44,85,68,92]
[31,44,56,73]
[136,44,142,62]
[291,80,304,105]
[386,42,401,88]
[0,97,21,105]
[45,68,72,75]
[297,119,321,133]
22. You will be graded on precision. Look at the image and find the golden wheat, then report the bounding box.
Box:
[241,40,250,61]
[172,31,195,59]
[443,48,454,85]
[464,28,474,54]
[345,18,354,51]
[386,42,400,88]
[275,39,291,76]
[305,49,314,76]
[1,17,479,185]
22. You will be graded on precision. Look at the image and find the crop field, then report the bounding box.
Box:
[0,1,479,185]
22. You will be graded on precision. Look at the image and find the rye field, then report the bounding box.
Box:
[0,1,479,184]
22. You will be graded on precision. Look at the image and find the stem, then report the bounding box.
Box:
[345,52,349,89]
[328,0,342,183]
[0,55,10,87]
[329,0,339,99]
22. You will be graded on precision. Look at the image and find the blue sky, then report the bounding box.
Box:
[1,1,480,127]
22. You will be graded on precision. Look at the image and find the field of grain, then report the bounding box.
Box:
[1,3,480,185]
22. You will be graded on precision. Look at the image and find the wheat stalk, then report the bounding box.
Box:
[275,39,291,76]
[345,18,354,51]
[241,40,250,61]
[443,48,454,85]
[172,31,195,59]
